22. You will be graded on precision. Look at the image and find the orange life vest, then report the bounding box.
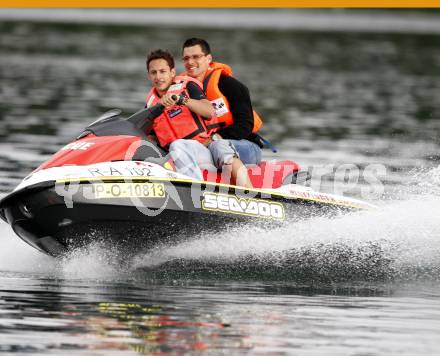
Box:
[195,62,263,133]
[145,76,212,148]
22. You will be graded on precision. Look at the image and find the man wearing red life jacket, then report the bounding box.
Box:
[145,49,216,180]
[180,38,263,184]
[147,49,254,188]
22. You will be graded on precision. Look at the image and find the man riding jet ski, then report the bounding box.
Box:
[0,46,376,257]
[0,90,375,256]
[145,48,256,189]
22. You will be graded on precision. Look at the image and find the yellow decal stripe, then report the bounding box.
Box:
[55,176,371,210]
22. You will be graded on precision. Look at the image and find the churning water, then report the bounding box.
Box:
[2,166,440,282]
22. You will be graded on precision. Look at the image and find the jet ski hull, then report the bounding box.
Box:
[0,107,375,257]
[0,175,364,256]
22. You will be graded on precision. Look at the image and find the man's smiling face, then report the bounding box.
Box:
[182,44,212,82]
[147,58,176,96]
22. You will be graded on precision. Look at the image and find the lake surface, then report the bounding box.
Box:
[0,9,440,355]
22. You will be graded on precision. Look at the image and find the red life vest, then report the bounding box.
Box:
[145,76,212,148]
[182,62,263,133]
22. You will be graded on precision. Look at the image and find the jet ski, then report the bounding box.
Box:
[0,99,375,256]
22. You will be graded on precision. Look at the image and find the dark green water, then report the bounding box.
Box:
[1,10,440,355]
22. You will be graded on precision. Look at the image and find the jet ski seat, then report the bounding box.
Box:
[202,160,303,189]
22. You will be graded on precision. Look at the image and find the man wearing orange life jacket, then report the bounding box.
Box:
[145,49,217,180]
[181,38,263,176]
[147,49,255,188]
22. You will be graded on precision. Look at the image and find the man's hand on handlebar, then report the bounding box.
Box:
[160,93,178,108]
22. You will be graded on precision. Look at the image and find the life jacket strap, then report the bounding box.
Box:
[255,133,277,153]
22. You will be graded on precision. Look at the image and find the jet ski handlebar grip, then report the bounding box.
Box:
[171,94,187,105]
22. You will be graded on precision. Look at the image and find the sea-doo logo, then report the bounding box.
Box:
[202,193,285,220]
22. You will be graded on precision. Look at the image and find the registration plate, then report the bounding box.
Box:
[93,182,166,199]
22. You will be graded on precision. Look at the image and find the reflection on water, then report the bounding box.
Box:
[1,275,440,354]
[0,276,235,353]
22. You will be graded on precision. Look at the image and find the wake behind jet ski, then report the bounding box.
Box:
[0,100,375,256]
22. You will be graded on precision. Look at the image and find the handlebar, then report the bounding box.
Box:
[126,93,186,132]
[171,93,186,105]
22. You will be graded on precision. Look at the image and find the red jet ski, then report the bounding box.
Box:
[0,102,374,256]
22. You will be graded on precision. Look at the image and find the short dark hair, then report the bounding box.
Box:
[147,49,175,71]
[182,38,211,55]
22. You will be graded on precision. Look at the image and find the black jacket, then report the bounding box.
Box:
[216,75,262,147]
